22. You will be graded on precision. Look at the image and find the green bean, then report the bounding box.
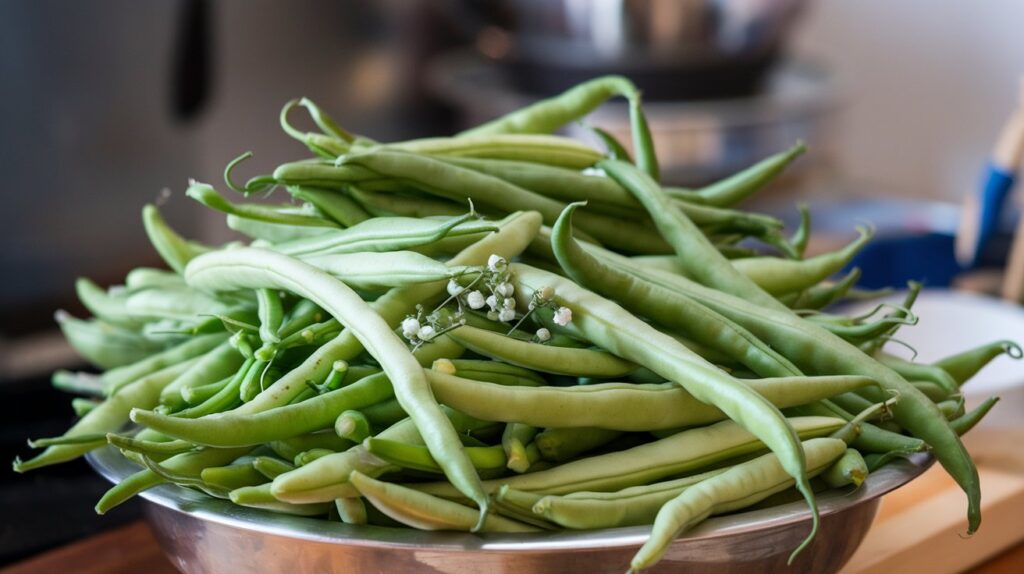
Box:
[437,358,546,387]
[361,399,407,428]
[335,410,371,442]
[300,251,478,291]
[821,448,868,488]
[133,372,393,446]
[14,358,198,472]
[56,312,170,370]
[426,370,875,431]
[95,446,253,514]
[515,468,730,530]
[230,483,331,516]
[535,427,624,462]
[412,416,843,501]
[171,356,253,418]
[781,267,862,310]
[666,143,806,208]
[365,438,507,475]
[239,359,273,403]
[602,159,785,310]
[178,247,493,522]
[256,289,284,345]
[589,125,632,162]
[507,263,821,538]
[102,333,229,396]
[142,204,211,274]
[52,371,104,397]
[106,433,198,457]
[628,436,846,572]
[937,397,966,421]
[187,181,338,228]
[75,278,144,328]
[912,381,950,403]
[180,376,230,406]
[935,341,1023,387]
[595,253,982,533]
[338,149,672,254]
[829,392,876,419]
[724,227,873,295]
[269,432,355,462]
[503,423,540,473]
[71,398,101,416]
[784,401,925,455]
[272,404,495,503]
[789,203,811,258]
[877,353,960,396]
[227,214,333,243]
[348,186,467,218]
[273,213,495,257]
[457,75,658,177]
[278,98,354,157]
[201,463,268,490]
[159,341,244,407]
[335,497,368,524]
[349,471,539,533]
[950,397,999,435]
[237,211,541,416]
[125,267,185,291]
[552,203,800,378]
[294,448,335,467]
[438,157,782,234]
[447,324,635,378]
[252,456,296,480]
[387,134,604,170]
[290,186,371,227]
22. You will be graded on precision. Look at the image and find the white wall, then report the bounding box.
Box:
[792,0,1024,200]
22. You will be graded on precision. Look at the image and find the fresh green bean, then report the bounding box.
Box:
[349,471,539,533]
[820,448,868,488]
[447,324,635,378]
[877,353,960,396]
[666,143,806,208]
[335,410,371,442]
[201,462,268,490]
[935,341,1023,386]
[782,267,862,310]
[412,417,842,502]
[16,357,199,473]
[335,497,368,524]
[628,436,845,572]
[252,456,296,480]
[187,182,338,228]
[502,423,540,473]
[71,398,101,416]
[365,438,507,475]
[388,134,604,170]
[227,214,333,243]
[290,186,371,227]
[950,397,999,435]
[427,370,874,431]
[56,312,171,370]
[142,204,211,274]
[535,427,624,462]
[230,483,331,516]
[300,251,478,291]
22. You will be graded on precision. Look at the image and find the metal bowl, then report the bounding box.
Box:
[88,446,931,573]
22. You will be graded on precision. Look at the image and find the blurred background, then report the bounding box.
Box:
[2,0,1024,566]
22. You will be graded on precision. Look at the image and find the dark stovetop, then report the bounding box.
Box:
[0,371,142,566]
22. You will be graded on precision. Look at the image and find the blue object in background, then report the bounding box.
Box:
[967,164,1016,267]
[848,232,963,289]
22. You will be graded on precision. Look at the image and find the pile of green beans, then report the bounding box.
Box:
[15,76,1020,572]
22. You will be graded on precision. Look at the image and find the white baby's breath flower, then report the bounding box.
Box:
[486,310,500,321]
[417,325,436,341]
[503,298,516,310]
[487,254,507,272]
[466,290,486,309]
[537,286,555,302]
[485,294,499,310]
[446,279,464,296]
[401,317,420,339]
[498,308,516,322]
[495,282,514,297]
[553,306,573,326]
[535,328,551,342]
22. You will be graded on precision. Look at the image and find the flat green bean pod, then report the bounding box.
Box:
[300,251,478,290]
[446,325,635,378]
[426,370,876,431]
[383,134,604,170]
[273,214,496,257]
[349,471,539,533]
[629,436,846,572]
[411,416,843,500]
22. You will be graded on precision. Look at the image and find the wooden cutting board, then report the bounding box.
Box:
[841,428,1024,574]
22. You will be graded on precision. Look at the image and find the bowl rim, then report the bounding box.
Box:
[87,445,933,552]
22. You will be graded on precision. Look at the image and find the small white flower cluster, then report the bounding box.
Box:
[401,254,572,349]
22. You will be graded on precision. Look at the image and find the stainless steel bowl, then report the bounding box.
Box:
[88,446,931,573]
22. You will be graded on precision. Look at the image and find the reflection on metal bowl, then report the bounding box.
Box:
[88,445,931,574]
